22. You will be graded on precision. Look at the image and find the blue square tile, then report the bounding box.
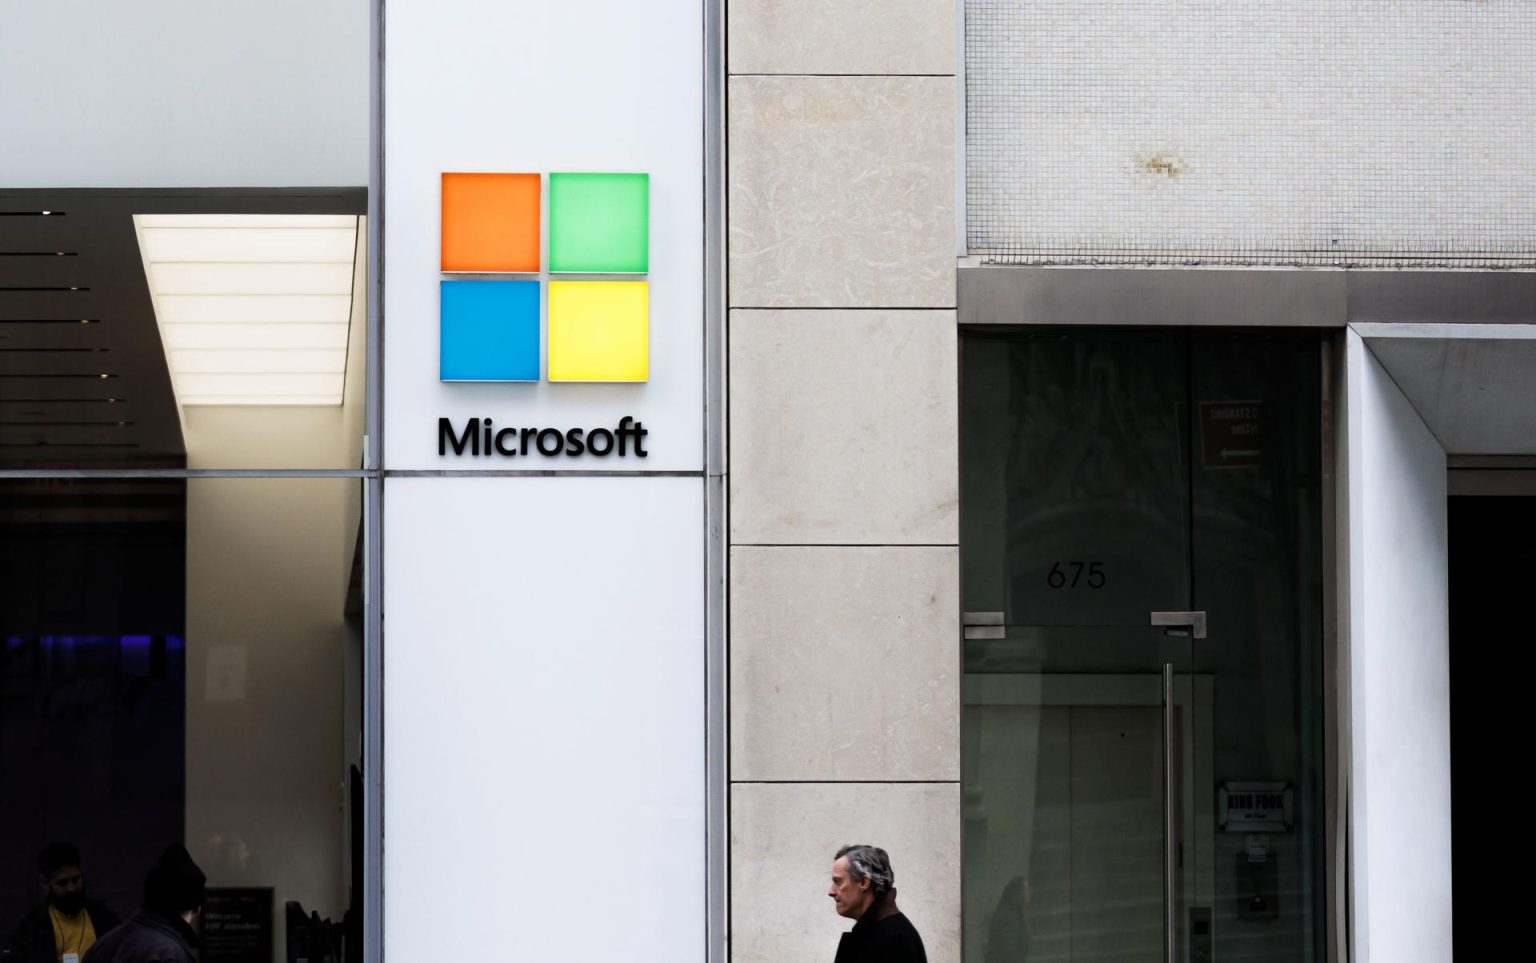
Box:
[440,280,540,381]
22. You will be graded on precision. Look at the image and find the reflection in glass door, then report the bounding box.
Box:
[960,330,1323,963]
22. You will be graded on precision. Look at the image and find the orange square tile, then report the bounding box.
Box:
[440,172,540,273]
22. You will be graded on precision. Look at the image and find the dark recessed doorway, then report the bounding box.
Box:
[1449,494,1536,960]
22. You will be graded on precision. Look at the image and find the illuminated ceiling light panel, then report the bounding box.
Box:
[149,261,354,295]
[134,213,361,406]
[154,294,352,325]
[158,323,349,351]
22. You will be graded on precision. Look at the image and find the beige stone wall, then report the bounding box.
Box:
[726,3,961,960]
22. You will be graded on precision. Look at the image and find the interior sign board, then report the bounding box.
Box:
[1202,401,1263,468]
[1219,781,1293,832]
[202,888,273,963]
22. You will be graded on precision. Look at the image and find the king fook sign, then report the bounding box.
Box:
[435,171,651,459]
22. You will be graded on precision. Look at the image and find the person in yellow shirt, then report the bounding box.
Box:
[2,843,120,963]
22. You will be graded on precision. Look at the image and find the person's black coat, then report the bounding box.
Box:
[834,891,928,963]
[2,900,121,963]
[80,912,196,963]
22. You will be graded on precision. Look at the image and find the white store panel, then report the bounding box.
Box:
[0,0,367,187]
[1343,331,1452,963]
[383,0,705,471]
[384,475,706,961]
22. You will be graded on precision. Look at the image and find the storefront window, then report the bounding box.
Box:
[1,4,374,958]
[3,191,374,963]
[0,477,367,963]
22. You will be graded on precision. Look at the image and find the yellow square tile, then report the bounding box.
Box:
[547,281,649,382]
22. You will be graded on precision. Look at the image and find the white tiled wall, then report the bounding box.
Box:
[965,0,1536,266]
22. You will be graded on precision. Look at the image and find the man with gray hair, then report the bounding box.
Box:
[827,844,927,963]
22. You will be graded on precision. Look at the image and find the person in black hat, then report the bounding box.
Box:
[81,846,205,963]
[3,842,121,963]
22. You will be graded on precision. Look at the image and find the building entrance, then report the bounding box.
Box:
[960,330,1326,963]
[1448,493,1536,959]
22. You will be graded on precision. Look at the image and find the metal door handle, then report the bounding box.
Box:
[962,611,1005,640]
[1150,610,1207,639]
[1153,611,1204,962]
[1163,663,1177,963]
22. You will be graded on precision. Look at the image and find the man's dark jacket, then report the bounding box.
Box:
[3,900,120,963]
[834,890,927,963]
[80,912,197,963]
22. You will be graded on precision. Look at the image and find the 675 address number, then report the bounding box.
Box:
[1047,561,1105,589]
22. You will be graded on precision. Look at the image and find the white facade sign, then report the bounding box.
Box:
[383,4,709,962]
[384,1,704,472]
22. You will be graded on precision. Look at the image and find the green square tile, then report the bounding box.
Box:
[549,172,648,273]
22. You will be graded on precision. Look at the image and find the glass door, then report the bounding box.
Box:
[960,330,1323,963]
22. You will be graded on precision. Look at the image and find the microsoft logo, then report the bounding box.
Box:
[438,171,649,383]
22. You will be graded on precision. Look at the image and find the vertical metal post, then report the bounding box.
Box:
[1163,662,1177,963]
[1321,334,1349,963]
[702,3,727,963]
[365,3,386,962]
